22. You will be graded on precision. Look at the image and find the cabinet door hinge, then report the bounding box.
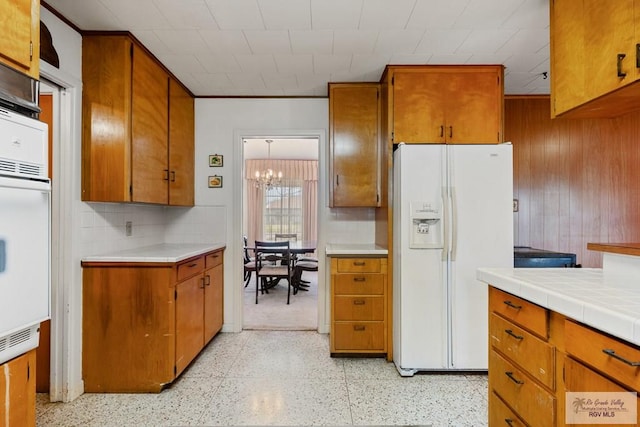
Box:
[391,131,394,142]
[30,41,33,61]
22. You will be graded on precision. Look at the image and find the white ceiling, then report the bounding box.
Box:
[43,0,551,97]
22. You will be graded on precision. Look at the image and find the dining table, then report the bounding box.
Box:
[250,240,317,291]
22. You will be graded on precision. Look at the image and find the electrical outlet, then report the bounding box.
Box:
[513,199,519,212]
[125,221,132,236]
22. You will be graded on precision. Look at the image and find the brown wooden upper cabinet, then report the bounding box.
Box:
[82,33,194,205]
[551,0,640,118]
[0,0,39,79]
[382,65,504,144]
[329,83,381,207]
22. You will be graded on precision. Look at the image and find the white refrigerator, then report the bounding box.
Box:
[392,143,513,376]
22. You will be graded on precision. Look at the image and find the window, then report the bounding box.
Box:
[262,179,303,240]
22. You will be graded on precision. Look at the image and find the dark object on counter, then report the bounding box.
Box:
[514,246,579,268]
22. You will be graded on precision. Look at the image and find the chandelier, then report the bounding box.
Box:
[255,139,283,189]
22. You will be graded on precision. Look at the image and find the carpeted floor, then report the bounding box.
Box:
[243,270,318,330]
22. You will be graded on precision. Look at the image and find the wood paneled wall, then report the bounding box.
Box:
[506,96,640,268]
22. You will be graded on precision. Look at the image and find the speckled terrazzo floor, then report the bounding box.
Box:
[36,331,488,426]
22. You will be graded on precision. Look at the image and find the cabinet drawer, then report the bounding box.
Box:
[334,296,384,321]
[336,258,381,273]
[490,391,527,427]
[490,287,548,339]
[333,322,384,351]
[177,256,204,282]
[490,351,555,427]
[490,313,555,390]
[205,251,223,268]
[333,274,384,295]
[565,320,640,392]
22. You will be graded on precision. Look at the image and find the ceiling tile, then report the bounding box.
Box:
[200,30,252,54]
[465,54,512,65]
[58,0,122,29]
[244,30,292,54]
[427,54,473,64]
[504,53,548,73]
[388,54,431,64]
[192,72,234,89]
[227,73,267,90]
[359,0,417,30]
[453,0,526,29]
[261,73,300,90]
[156,54,208,76]
[502,0,550,29]
[132,30,173,55]
[205,0,265,30]
[349,54,391,74]
[273,55,314,74]
[415,29,472,55]
[406,0,470,29]
[197,54,242,73]
[456,29,518,54]
[100,0,171,30]
[290,30,334,54]
[311,0,363,30]
[153,0,218,29]
[258,0,311,30]
[313,54,352,74]
[153,30,210,54]
[374,29,425,55]
[497,29,549,56]
[234,54,278,73]
[333,30,378,54]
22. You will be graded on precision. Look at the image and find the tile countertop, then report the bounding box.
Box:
[477,267,640,347]
[325,243,388,256]
[81,243,226,263]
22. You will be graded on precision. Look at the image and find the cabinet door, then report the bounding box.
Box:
[565,357,640,425]
[132,44,169,204]
[329,83,381,207]
[551,0,587,116]
[0,349,36,427]
[583,0,636,100]
[0,0,39,79]
[446,70,503,144]
[168,78,195,206]
[81,36,133,202]
[204,263,223,344]
[392,70,446,143]
[175,275,204,375]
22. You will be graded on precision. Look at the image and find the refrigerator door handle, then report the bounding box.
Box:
[450,186,458,262]
[442,186,449,261]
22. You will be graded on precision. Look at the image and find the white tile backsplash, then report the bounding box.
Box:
[80,203,231,256]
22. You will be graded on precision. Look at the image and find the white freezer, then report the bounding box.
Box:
[393,143,513,375]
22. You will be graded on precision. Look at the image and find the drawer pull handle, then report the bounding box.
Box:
[505,329,524,340]
[353,277,366,282]
[204,275,211,286]
[505,371,524,385]
[353,300,366,305]
[353,261,366,266]
[199,277,205,289]
[353,325,366,331]
[188,263,198,268]
[503,300,522,310]
[602,348,640,366]
[505,419,515,427]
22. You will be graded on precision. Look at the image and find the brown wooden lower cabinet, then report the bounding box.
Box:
[489,286,640,426]
[330,256,387,356]
[82,248,224,392]
[0,349,36,427]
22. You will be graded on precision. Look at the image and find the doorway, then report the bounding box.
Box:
[242,137,319,330]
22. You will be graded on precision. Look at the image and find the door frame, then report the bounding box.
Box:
[232,129,328,333]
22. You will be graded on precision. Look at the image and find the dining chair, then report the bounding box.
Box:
[254,240,294,304]
[292,259,318,294]
[243,236,256,288]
